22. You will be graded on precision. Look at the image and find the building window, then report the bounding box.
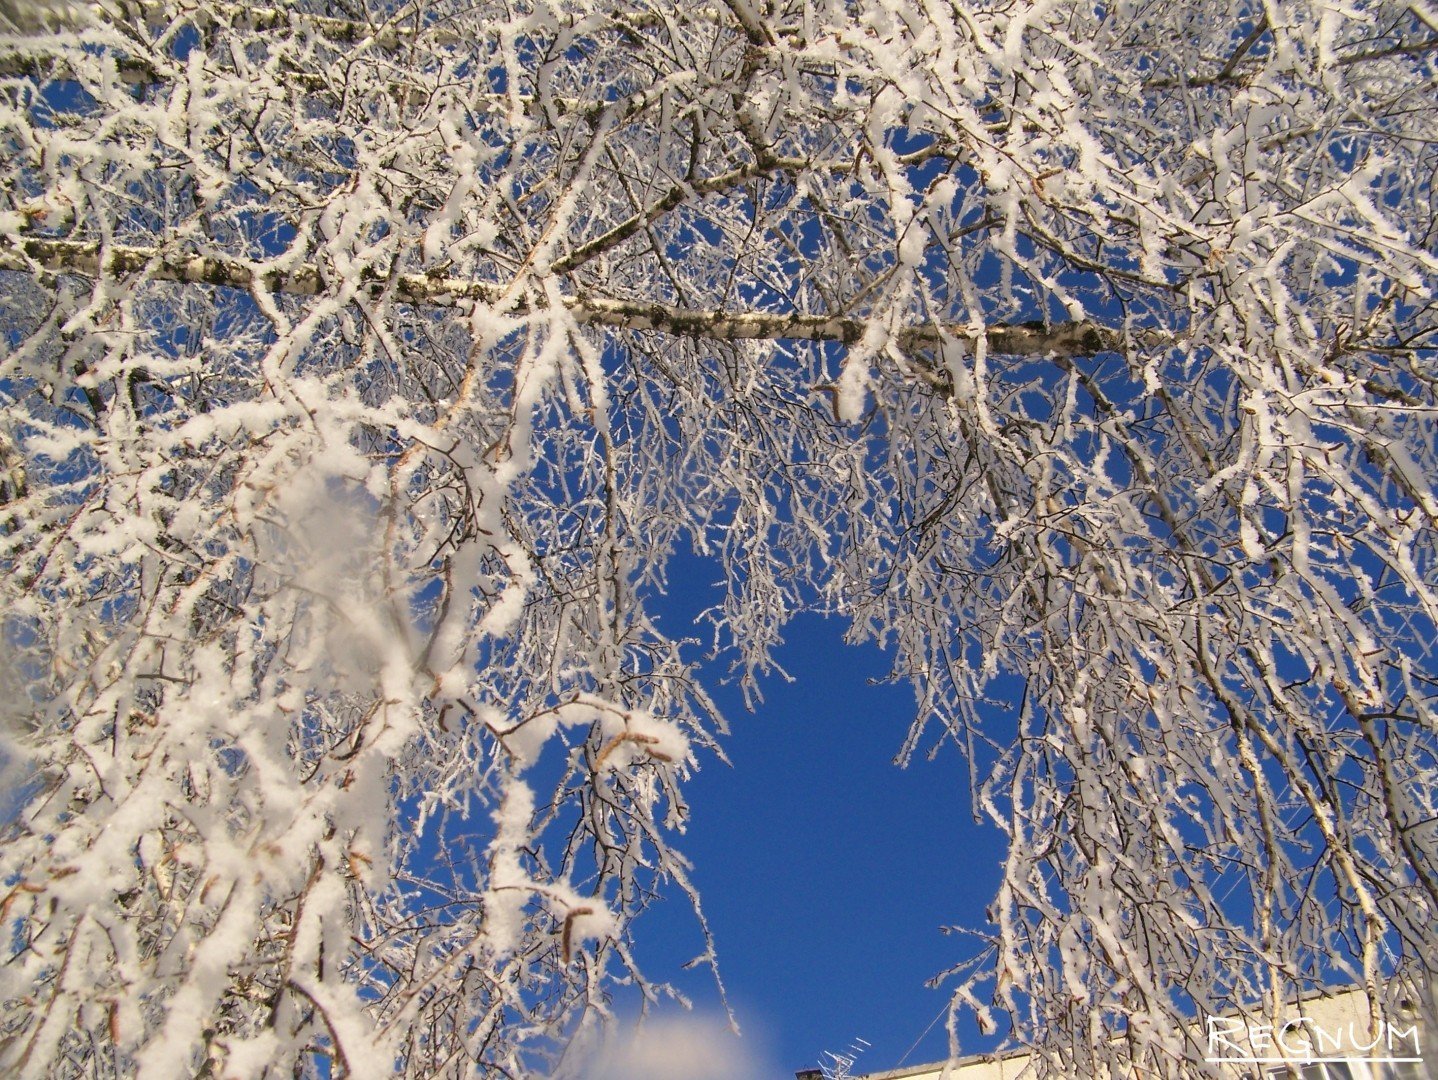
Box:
[1377,1062,1429,1080]
[1264,1065,1355,1080]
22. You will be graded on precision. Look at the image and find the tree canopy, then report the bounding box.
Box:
[1,0,1435,1076]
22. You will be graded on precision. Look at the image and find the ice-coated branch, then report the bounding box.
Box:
[2,1,1435,1077]
[0,234,1122,357]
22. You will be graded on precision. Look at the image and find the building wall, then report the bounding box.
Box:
[847,988,1430,1080]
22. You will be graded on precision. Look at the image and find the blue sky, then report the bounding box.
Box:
[629,557,1010,1078]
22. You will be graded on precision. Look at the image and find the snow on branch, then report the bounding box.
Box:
[0,234,1121,357]
[1,1,1435,1077]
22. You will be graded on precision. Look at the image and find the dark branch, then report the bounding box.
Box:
[1,234,1125,357]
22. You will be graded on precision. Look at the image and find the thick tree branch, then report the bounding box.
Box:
[0,234,1123,357]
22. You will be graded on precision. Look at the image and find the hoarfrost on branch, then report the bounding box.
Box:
[0,0,1435,1075]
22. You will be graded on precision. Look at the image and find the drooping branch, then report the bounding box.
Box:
[0,2,773,85]
[0,234,1124,357]
[8,1,761,42]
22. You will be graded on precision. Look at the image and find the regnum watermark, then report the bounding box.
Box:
[1204,1013,1424,1068]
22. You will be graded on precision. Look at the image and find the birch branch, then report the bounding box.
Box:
[0,234,1123,357]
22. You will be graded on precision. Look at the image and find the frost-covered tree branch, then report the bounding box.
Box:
[0,234,1121,357]
[1,0,1436,1077]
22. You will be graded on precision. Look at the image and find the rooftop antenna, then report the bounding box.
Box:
[817,1036,871,1080]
